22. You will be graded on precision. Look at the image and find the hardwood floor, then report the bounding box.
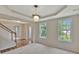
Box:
[16,39,29,48]
[0,39,29,53]
[0,46,16,53]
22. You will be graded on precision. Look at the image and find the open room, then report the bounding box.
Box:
[0,5,79,54]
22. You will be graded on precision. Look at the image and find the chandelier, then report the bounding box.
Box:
[32,5,40,22]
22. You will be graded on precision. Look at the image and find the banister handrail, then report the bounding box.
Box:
[0,23,15,33]
[0,23,16,44]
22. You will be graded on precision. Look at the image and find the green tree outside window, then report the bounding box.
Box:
[58,18,72,41]
[40,23,47,38]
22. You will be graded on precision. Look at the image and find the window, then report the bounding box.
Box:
[58,18,72,41]
[40,22,47,38]
[29,26,32,39]
[14,26,21,39]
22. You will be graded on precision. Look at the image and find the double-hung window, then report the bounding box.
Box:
[58,18,72,42]
[39,23,47,39]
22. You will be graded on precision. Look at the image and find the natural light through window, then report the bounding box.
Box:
[14,26,21,40]
[58,18,72,42]
[29,26,32,39]
[40,22,47,39]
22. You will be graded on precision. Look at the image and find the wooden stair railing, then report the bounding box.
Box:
[0,23,16,44]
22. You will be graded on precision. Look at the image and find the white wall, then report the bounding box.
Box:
[35,15,79,53]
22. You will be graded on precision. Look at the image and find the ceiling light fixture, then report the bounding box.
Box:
[16,20,21,23]
[32,5,40,22]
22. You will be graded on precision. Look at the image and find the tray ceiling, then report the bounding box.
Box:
[0,5,79,22]
[7,5,66,18]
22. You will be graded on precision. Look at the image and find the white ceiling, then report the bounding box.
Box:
[0,5,79,22]
[7,5,65,18]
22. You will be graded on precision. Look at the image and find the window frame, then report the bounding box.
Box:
[57,18,73,42]
[14,25,21,40]
[28,26,32,39]
[39,22,47,39]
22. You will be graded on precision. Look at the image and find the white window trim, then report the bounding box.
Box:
[39,22,47,39]
[57,18,72,42]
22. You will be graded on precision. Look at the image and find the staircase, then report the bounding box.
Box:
[0,23,16,42]
[0,23,16,53]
